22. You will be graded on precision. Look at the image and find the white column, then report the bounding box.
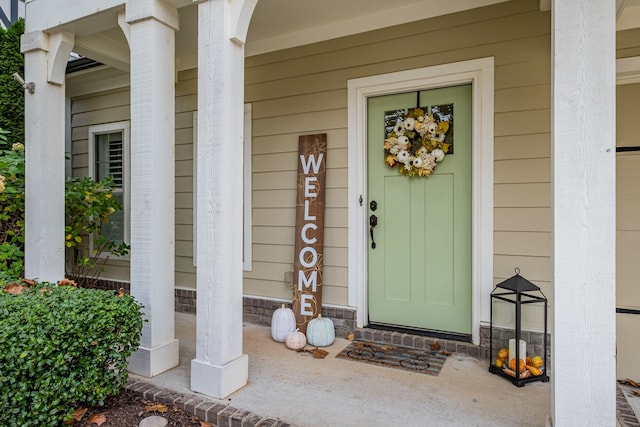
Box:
[124,0,179,377]
[552,1,616,426]
[191,0,256,399]
[22,30,74,282]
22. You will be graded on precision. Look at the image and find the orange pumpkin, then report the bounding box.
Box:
[497,348,509,361]
[509,358,525,373]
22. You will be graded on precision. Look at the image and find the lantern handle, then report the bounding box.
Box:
[514,267,520,275]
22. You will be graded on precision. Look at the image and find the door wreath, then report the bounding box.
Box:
[383,107,452,177]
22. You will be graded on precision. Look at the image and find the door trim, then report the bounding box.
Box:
[347,57,494,345]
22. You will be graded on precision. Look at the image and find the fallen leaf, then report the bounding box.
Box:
[200,421,213,427]
[72,407,88,421]
[87,413,107,426]
[63,407,88,425]
[312,348,329,359]
[145,403,169,413]
[21,278,35,286]
[441,351,452,356]
[57,278,77,287]
[347,333,355,341]
[430,342,441,351]
[380,345,396,351]
[116,288,125,297]
[632,391,640,397]
[3,283,27,295]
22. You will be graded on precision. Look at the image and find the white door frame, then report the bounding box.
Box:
[347,57,494,345]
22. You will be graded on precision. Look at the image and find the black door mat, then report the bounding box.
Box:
[335,340,448,376]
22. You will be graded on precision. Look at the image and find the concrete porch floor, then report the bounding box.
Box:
[129,312,560,426]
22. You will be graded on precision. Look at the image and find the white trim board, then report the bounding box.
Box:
[347,57,494,345]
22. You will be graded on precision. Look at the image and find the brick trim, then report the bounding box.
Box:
[126,379,290,426]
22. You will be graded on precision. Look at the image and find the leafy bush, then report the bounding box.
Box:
[65,176,130,287]
[0,134,129,286]
[0,19,25,150]
[0,135,25,280]
[0,282,143,427]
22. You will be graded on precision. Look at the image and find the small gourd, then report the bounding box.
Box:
[285,329,307,350]
[306,314,335,347]
[271,304,296,342]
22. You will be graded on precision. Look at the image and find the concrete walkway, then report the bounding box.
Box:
[130,312,556,426]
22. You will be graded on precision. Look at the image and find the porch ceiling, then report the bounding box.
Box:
[30,0,640,72]
[244,0,511,56]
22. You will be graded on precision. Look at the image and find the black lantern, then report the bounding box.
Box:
[489,268,550,386]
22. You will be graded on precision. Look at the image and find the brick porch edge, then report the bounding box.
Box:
[126,378,292,427]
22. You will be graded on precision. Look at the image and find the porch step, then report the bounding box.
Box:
[352,328,482,360]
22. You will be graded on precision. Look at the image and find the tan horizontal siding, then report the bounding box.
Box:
[494,255,551,283]
[494,134,550,160]
[69,76,197,286]
[617,231,640,307]
[495,158,550,184]
[70,87,132,280]
[494,183,550,208]
[244,278,347,306]
[617,28,640,59]
[494,208,551,232]
[616,83,640,325]
[245,0,553,305]
[494,231,550,257]
[252,226,348,248]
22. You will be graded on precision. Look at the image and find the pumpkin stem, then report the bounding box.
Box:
[281,303,286,309]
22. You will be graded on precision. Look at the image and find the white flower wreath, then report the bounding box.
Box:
[383,107,451,177]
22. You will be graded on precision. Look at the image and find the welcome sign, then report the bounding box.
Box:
[292,134,327,333]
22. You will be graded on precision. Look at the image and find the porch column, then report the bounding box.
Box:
[551,1,616,425]
[124,0,179,377]
[21,30,74,282]
[191,0,257,399]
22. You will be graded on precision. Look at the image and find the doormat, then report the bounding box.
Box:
[335,341,448,376]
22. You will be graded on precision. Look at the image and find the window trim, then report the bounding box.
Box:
[87,121,131,258]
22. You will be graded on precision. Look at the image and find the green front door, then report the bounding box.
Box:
[367,84,472,335]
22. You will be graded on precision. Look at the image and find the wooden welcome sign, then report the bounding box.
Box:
[292,134,327,333]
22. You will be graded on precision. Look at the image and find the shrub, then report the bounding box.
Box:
[0,135,25,280]
[0,135,129,286]
[0,282,143,427]
[0,19,25,150]
[65,176,130,287]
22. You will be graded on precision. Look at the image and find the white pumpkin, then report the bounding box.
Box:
[285,329,307,350]
[271,304,296,342]
[306,314,335,347]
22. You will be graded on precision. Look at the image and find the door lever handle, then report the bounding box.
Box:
[369,214,378,249]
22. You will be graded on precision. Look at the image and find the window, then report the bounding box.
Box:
[88,121,130,252]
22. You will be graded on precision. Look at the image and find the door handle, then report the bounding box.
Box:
[369,214,378,249]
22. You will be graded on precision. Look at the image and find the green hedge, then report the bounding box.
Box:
[0,19,25,150]
[0,283,143,426]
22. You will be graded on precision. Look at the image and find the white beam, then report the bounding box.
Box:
[125,0,179,377]
[552,1,616,425]
[25,0,124,32]
[22,29,72,282]
[47,31,74,85]
[191,0,255,399]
